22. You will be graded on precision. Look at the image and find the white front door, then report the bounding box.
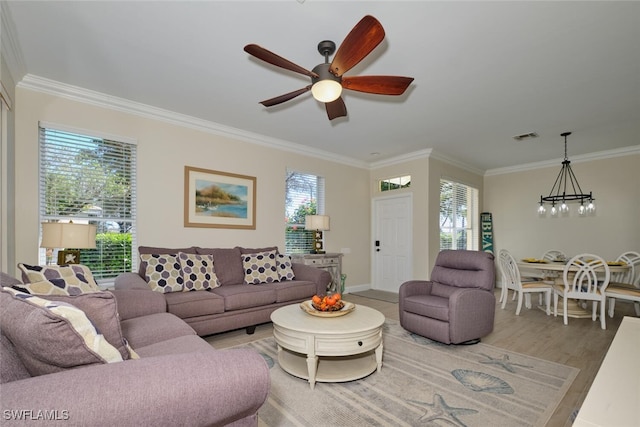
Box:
[372,194,412,292]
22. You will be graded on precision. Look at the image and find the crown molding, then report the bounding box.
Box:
[17,74,370,169]
[1,1,27,89]
[485,144,640,176]
[369,148,431,169]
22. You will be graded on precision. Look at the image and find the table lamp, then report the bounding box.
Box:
[305,215,330,254]
[40,221,97,265]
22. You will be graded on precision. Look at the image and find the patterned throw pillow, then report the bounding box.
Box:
[0,287,123,377]
[242,250,279,284]
[178,252,220,291]
[17,263,100,296]
[141,254,184,293]
[277,254,296,281]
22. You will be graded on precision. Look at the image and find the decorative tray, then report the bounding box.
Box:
[300,300,356,317]
[521,258,548,263]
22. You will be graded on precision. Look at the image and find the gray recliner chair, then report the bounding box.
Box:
[399,250,496,344]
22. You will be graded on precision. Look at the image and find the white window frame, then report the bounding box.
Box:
[439,178,479,251]
[38,122,137,281]
[285,169,325,254]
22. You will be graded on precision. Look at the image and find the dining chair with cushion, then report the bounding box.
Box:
[606,251,640,317]
[498,249,552,315]
[553,254,610,329]
[399,250,496,345]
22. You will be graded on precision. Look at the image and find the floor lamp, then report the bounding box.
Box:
[305,215,330,254]
[40,222,97,265]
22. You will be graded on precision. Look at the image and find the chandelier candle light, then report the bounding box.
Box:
[537,132,595,217]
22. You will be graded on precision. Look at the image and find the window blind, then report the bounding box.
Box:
[439,179,479,251]
[285,170,325,253]
[39,125,137,280]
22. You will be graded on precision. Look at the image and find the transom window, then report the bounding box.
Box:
[39,124,137,280]
[439,179,479,251]
[285,170,325,254]
[379,175,411,192]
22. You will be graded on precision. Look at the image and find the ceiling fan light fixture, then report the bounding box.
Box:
[311,80,342,103]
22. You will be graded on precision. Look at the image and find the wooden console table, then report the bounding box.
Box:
[290,253,343,293]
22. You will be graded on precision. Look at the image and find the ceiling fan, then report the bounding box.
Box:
[244,15,414,121]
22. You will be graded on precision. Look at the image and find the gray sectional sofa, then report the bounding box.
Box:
[0,272,270,427]
[114,246,332,336]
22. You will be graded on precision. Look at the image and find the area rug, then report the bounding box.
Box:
[349,289,399,303]
[238,320,578,427]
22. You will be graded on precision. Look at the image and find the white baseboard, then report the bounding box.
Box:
[344,284,371,294]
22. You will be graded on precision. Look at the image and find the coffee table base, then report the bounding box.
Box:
[277,345,382,389]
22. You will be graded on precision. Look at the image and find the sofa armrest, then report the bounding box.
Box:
[399,280,434,313]
[448,287,496,343]
[1,349,270,427]
[291,263,332,294]
[114,272,149,290]
[109,289,166,321]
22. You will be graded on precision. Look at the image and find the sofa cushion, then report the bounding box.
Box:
[45,292,131,360]
[277,254,296,281]
[17,263,100,295]
[0,288,123,377]
[164,290,225,319]
[195,247,244,286]
[261,280,316,303]
[238,246,279,255]
[141,254,184,293]
[134,335,215,358]
[242,250,279,284]
[0,332,31,383]
[211,285,277,311]
[178,252,220,291]
[119,312,197,349]
[403,294,450,322]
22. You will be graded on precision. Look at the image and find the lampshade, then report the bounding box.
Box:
[311,80,342,103]
[305,215,330,231]
[40,222,97,249]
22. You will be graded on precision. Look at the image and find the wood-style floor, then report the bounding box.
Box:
[205,290,637,427]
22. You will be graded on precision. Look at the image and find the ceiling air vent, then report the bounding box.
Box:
[512,132,539,141]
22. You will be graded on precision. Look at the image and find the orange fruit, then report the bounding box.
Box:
[312,295,321,305]
[333,293,341,301]
[326,296,337,306]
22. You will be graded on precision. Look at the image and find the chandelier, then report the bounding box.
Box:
[537,132,595,217]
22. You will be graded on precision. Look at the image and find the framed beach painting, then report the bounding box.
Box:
[184,166,256,229]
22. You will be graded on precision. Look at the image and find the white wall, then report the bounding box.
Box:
[12,88,372,288]
[484,153,640,262]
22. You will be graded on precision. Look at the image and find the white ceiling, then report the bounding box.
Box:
[5,1,640,171]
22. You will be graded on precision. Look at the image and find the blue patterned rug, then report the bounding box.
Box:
[239,320,578,427]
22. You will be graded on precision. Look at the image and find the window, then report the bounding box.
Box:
[39,124,136,281]
[439,179,478,251]
[379,175,411,192]
[285,170,325,254]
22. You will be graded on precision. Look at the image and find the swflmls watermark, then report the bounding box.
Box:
[3,409,69,421]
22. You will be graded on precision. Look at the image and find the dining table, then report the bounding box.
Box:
[517,259,631,318]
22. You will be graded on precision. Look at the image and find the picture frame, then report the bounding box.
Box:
[184,166,256,229]
[58,250,80,265]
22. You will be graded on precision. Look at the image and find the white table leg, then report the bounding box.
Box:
[375,342,383,372]
[306,355,318,389]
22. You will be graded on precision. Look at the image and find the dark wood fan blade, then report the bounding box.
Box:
[325,97,347,120]
[330,15,385,77]
[259,86,312,107]
[245,44,318,78]
[342,76,414,95]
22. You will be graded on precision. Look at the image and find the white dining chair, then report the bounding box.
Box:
[606,251,640,317]
[499,249,552,315]
[542,250,567,263]
[553,254,610,329]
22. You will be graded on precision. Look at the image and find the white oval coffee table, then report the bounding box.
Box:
[270,303,385,389]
